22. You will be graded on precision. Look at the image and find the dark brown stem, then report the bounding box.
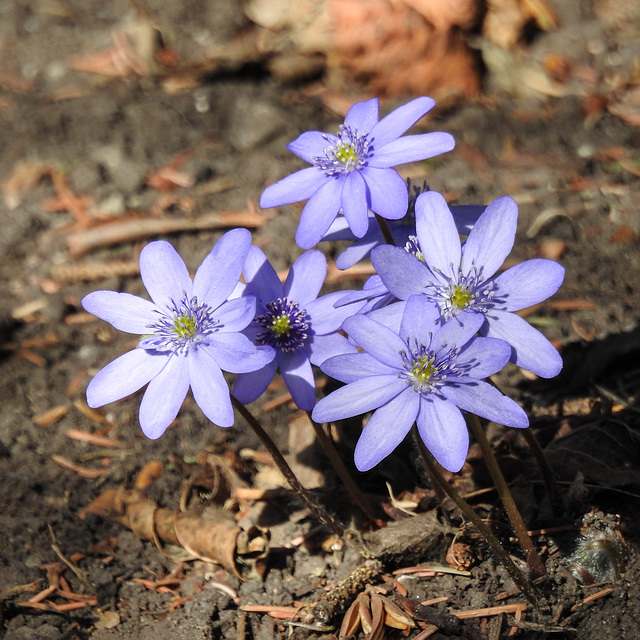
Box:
[412,427,544,609]
[231,395,345,537]
[306,412,378,522]
[374,214,396,246]
[466,414,546,579]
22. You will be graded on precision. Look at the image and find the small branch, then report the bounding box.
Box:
[466,414,546,579]
[231,396,345,538]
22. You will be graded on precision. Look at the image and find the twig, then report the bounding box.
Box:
[374,214,396,246]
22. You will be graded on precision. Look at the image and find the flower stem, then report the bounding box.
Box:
[231,395,345,538]
[306,412,378,522]
[374,214,396,246]
[412,426,544,609]
[466,414,547,579]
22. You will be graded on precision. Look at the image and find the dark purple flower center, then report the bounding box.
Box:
[254,297,312,352]
[140,293,219,354]
[399,339,465,395]
[314,125,373,177]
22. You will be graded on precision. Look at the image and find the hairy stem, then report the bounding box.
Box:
[231,395,344,538]
[306,413,377,522]
[412,426,544,609]
[467,414,546,579]
[374,214,396,247]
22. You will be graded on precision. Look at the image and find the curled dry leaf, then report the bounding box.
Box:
[81,487,268,577]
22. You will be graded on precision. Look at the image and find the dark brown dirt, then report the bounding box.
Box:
[2,1,640,639]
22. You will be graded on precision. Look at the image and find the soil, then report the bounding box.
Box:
[1,1,640,639]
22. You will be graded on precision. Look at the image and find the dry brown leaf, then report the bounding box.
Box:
[1,162,54,209]
[608,86,640,127]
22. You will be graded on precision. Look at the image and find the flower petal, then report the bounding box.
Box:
[415,191,461,280]
[416,396,468,472]
[138,354,190,439]
[307,331,357,366]
[321,352,395,383]
[140,241,192,309]
[188,348,234,427]
[342,314,405,368]
[482,310,563,378]
[243,245,284,304]
[461,196,518,279]
[361,167,408,220]
[260,166,328,208]
[306,291,362,334]
[430,311,484,354]
[369,132,455,167]
[492,259,565,311]
[369,97,435,148]
[194,228,251,310]
[286,131,335,163]
[285,250,326,305]
[442,378,529,428]
[232,358,278,405]
[86,348,167,408]
[354,390,419,471]
[340,170,370,238]
[345,97,379,133]
[399,294,442,344]
[312,375,407,423]
[280,350,316,410]
[296,177,344,249]
[203,333,274,373]
[456,337,511,378]
[371,245,429,300]
[214,296,256,332]
[82,291,157,333]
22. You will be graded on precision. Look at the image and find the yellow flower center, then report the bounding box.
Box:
[411,354,435,385]
[335,142,358,167]
[451,284,473,310]
[172,314,197,339]
[269,312,291,337]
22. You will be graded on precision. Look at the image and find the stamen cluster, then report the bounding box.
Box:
[254,297,311,352]
[314,126,372,176]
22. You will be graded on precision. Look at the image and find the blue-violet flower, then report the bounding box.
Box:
[312,295,528,472]
[260,97,455,249]
[82,230,274,439]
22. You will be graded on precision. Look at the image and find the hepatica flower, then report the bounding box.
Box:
[312,295,528,472]
[233,247,360,410]
[260,97,455,249]
[82,230,274,439]
[371,192,565,378]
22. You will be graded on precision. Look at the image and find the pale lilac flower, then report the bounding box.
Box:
[313,295,527,472]
[260,97,455,249]
[371,192,565,378]
[82,231,274,439]
[233,247,360,410]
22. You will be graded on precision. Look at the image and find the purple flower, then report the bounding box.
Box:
[82,231,274,439]
[371,192,565,378]
[260,97,455,250]
[232,247,361,410]
[312,295,528,472]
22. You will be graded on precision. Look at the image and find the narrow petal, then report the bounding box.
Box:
[461,196,518,279]
[415,191,461,279]
[335,235,378,270]
[430,311,484,354]
[344,97,379,133]
[285,250,326,305]
[366,299,406,332]
[188,349,234,427]
[286,131,335,163]
[341,171,370,238]
[371,245,429,300]
[139,241,192,309]
[369,97,435,148]
[456,337,511,378]
[399,295,442,344]
[232,358,278,405]
[194,228,251,310]
[306,291,362,334]
[312,375,406,423]
[492,259,565,311]
[260,167,328,208]
[307,332,357,366]
[321,352,395,384]
[203,333,274,373]
[354,390,419,471]
[82,291,157,333]
[361,167,408,220]
[482,311,563,378]
[243,245,283,304]
[138,354,190,439]
[442,378,529,428]
[214,297,256,332]
[416,397,468,472]
[86,349,167,408]
[280,350,316,410]
[369,132,455,167]
[342,315,405,368]
[296,178,344,249]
